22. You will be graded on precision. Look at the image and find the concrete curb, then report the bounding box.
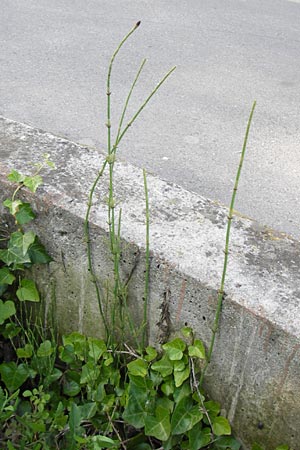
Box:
[1,116,299,449]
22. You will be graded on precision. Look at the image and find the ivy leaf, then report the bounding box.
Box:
[188,425,212,450]
[151,354,173,377]
[214,436,241,449]
[0,362,30,392]
[9,231,36,256]
[69,402,83,442]
[16,279,40,302]
[212,416,231,436]
[171,397,203,435]
[37,340,53,357]
[7,170,25,183]
[145,406,171,441]
[173,380,191,403]
[0,267,15,285]
[15,203,35,225]
[28,237,52,264]
[3,199,22,215]
[89,435,120,448]
[88,337,107,361]
[161,378,175,396]
[123,383,149,428]
[162,338,186,361]
[181,326,193,338]
[23,175,43,193]
[16,344,33,359]
[0,247,31,266]
[80,362,100,384]
[64,380,81,397]
[174,365,190,388]
[188,339,206,359]
[204,400,221,418]
[145,346,158,362]
[127,359,148,377]
[0,300,16,325]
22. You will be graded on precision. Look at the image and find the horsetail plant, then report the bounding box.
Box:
[199,101,256,387]
[84,21,175,348]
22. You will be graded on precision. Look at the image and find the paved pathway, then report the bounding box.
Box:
[1,0,300,238]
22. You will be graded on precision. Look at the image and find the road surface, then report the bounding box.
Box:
[1,0,300,237]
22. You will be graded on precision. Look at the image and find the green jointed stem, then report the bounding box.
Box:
[117,66,176,146]
[84,164,109,339]
[85,21,175,348]
[199,101,256,387]
[107,22,141,252]
[115,59,147,148]
[142,169,150,348]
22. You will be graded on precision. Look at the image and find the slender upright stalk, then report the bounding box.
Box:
[142,169,150,348]
[199,101,256,387]
[85,22,175,348]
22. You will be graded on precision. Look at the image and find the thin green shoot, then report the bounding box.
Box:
[199,101,256,387]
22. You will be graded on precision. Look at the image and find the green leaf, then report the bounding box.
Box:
[78,402,97,420]
[80,361,100,384]
[214,436,241,449]
[0,300,16,325]
[188,339,206,359]
[212,416,231,436]
[0,247,31,266]
[10,231,36,256]
[2,322,21,339]
[123,383,149,428]
[181,326,193,338]
[37,340,53,357]
[28,238,53,264]
[173,380,191,403]
[204,400,221,418]
[171,397,203,435]
[23,175,43,193]
[0,267,16,285]
[63,332,87,359]
[89,435,120,448]
[59,344,76,364]
[0,362,30,392]
[275,446,289,450]
[69,402,83,440]
[163,338,186,360]
[3,199,23,215]
[161,378,175,396]
[145,346,158,361]
[174,365,190,387]
[145,406,171,441]
[88,337,106,361]
[173,359,186,372]
[16,279,40,302]
[7,441,17,450]
[127,359,148,377]
[44,368,63,387]
[63,379,81,397]
[15,203,35,225]
[7,169,25,183]
[188,425,211,450]
[151,354,173,377]
[16,343,33,358]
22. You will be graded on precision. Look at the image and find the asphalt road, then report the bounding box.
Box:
[1,0,300,238]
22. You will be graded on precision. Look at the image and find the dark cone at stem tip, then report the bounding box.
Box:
[136,21,141,27]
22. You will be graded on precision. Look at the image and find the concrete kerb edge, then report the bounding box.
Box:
[0,116,300,449]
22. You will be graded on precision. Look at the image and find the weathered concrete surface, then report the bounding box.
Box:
[1,116,300,449]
